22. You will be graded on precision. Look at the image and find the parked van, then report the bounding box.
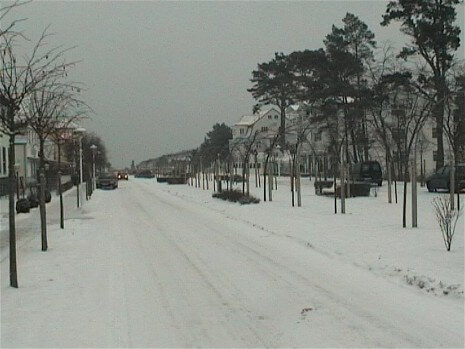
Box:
[426,163,465,192]
[351,161,383,186]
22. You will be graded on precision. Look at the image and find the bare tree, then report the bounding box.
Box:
[387,75,432,228]
[0,1,29,39]
[432,196,462,251]
[0,29,74,287]
[286,113,313,207]
[22,76,85,248]
[229,130,261,195]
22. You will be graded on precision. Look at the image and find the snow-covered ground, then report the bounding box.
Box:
[1,177,464,347]
[168,177,465,299]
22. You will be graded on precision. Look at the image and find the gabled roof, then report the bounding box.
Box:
[236,114,260,126]
[235,106,280,127]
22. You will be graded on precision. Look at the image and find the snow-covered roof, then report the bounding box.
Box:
[236,114,260,126]
[235,107,280,127]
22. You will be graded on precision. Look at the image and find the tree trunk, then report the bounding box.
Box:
[38,138,47,251]
[402,165,408,228]
[58,143,64,229]
[263,162,267,202]
[8,134,18,288]
[434,88,445,170]
[268,161,273,202]
[290,157,294,207]
[387,154,392,204]
[246,162,250,196]
[296,152,301,207]
[350,128,358,163]
[242,160,246,194]
[279,105,286,146]
[334,158,337,214]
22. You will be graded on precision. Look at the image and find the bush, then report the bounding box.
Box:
[16,198,30,213]
[212,189,260,205]
[432,196,462,251]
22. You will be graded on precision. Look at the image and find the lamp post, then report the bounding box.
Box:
[90,144,97,191]
[74,127,85,207]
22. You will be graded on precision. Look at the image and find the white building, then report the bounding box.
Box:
[229,105,334,176]
[229,107,280,172]
[14,127,56,186]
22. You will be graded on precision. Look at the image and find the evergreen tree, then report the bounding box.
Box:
[248,52,296,147]
[381,0,462,169]
[199,123,232,165]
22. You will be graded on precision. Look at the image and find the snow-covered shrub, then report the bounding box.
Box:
[432,196,462,251]
[212,189,260,205]
[238,195,260,205]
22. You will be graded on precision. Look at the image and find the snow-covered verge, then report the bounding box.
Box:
[159,177,465,299]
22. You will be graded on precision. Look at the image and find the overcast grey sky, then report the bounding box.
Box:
[7,1,465,168]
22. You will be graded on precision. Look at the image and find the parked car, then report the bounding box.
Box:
[351,161,383,186]
[117,171,129,180]
[426,163,465,192]
[96,172,118,189]
[135,170,155,178]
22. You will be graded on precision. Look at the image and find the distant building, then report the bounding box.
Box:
[229,105,333,176]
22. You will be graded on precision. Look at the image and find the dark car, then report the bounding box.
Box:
[117,172,129,180]
[96,173,118,189]
[351,161,383,186]
[135,170,155,178]
[426,164,465,193]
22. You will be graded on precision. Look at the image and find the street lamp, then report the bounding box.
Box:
[74,127,85,207]
[90,144,97,190]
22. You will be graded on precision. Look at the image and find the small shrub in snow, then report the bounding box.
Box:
[238,195,260,205]
[432,196,462,251]
[212,189,260,205]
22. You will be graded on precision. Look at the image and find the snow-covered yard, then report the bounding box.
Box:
[1,177,463,347]
[166,177,465,299]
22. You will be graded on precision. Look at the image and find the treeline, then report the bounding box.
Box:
[246,3,464,173]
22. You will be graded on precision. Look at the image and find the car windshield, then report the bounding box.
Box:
[440,166,450,174]
[100,173,114,179]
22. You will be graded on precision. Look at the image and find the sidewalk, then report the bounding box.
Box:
[0,187,86,260]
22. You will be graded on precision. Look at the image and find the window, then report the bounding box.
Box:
[432,127,439,139]
[274,115,278,119]
[261,126,268,132]
[433,150,437,162]
[240,128,244,135]
[268,115,272,119]
[314,132,321,142]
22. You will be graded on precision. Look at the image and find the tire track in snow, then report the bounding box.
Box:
[146,182,461,347]
[126,185,269,347]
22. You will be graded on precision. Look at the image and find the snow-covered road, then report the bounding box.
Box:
[1,179,464,347]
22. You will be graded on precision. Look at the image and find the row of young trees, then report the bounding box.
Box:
[0,2,91,288]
